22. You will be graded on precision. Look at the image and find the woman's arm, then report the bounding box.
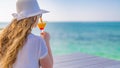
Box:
[40,54,53,68]
[39,32,53,68]
[45,41,53,64]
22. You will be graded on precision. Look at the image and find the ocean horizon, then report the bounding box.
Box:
[0,22,120,60]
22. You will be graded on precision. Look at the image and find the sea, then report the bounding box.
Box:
[0,22,120,60]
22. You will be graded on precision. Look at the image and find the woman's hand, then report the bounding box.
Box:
[40,32,50,42]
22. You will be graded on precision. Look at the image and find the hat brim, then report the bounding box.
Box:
[28,9,49,17]
[41,9,50,14]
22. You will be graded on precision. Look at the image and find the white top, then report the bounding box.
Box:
[13,33,48,68]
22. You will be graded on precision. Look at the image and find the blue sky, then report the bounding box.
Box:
[0,0,120,22]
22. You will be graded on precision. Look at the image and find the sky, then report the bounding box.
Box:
[0,0,120,22]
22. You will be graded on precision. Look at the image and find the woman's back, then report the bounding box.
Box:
[13,33,48,68]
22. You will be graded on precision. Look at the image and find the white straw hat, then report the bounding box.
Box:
[12,0,49,21]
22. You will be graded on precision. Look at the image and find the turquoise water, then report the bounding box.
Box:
[0,22,120,60]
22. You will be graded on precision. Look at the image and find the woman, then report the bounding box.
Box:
[0,0,53,68]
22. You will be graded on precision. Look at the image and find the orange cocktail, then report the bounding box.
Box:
[38,17,46,32]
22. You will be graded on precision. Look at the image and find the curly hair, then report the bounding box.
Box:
[0,16,37,68]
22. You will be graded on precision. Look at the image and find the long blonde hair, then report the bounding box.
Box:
[0,16,37,68]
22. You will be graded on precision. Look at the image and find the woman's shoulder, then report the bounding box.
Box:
[26,33,45,49]
[27,33,43,41]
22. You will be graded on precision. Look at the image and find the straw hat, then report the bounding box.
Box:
[12,0,49,21]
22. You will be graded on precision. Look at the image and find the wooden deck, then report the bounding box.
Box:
[54,53,120,68]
